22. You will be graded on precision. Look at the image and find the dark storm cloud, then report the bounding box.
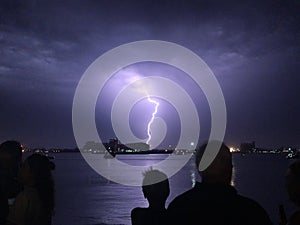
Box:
[0,0,299,147]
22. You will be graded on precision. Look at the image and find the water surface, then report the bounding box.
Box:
[42,153,294,225]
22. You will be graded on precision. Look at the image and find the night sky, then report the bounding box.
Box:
[0,0,299,149]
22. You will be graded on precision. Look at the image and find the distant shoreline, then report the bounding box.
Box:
[23,149,292,155]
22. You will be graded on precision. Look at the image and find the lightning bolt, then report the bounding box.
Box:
[146,97,159,145]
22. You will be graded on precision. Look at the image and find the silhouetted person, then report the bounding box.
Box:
[167,141,273,225]
[7,154,55,225]
[280,159,300,225]
[0,141,23,225]
[131,169,170,225]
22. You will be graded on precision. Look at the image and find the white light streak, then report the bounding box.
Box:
[146,97,159,145]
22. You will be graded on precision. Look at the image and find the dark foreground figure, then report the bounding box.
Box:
[7,154,55,225]
[131,169,170,225]
[281,159,300,225]
[0,141,23,225]
[167,141,273,225]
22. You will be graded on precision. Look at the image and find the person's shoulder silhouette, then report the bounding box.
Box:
[282,159,300,225]
[167,141,272,225]
[131,169,170,225]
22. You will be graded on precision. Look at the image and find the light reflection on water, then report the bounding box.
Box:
[231,166,236,187]
[190,170,196,187]
[24,152,294,225]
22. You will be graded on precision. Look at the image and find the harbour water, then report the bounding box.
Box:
[39,152,295,225]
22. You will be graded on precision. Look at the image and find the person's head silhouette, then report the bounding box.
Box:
[167,141,272,225]
[195,141,232,184]
[131,169,170,225]
[0,140,22,171]
[142,169,170,208]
